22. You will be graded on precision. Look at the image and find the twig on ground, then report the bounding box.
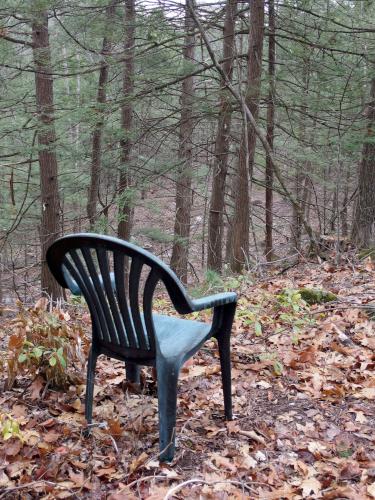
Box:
[163,478,257,499]
[238,429,266,445]
[116,475,176,494]
[0,480,57,499]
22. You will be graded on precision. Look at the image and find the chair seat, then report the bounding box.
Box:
[153,314,212,362]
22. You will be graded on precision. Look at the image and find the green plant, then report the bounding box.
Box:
[276,288,305,312]
[259,353,284,376]
[190,270,253,299]
[0,414,23,441]
[5,298,89,389]
[275,289,315,344]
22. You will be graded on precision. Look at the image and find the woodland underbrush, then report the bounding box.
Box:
[0,254,375,498]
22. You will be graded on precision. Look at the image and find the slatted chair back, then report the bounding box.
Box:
[47,234,193,361]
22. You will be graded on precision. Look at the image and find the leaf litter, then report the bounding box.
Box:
[0,257,375,498]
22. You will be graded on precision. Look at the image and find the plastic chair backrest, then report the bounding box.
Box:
[47,234,193,357]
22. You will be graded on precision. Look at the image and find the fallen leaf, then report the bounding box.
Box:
[69,469,92,489]
[107,418,123,436]
[368,483,375,498]
[365,257,375,271]
[23,430,40,446]
[8,334,24,350]
[71,398,84,412]
[0,470,14,488]
[129,452,148,474]
[257,485,296,499]
[96,467,117,478]
[180,365,206,379]
[308,441,327,454]
[355,387,375,399]
[44,430,61,443]
[300,477,321,498]
[238,429,266,445]
[29,376,45,400]
[4,439,22,456]
[11,404,27,418]
[210,453,237,473]
[40,418,56,428]
[355,411,368,423]
[339,461,361,480]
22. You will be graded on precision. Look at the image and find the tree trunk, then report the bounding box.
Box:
[118,0,135,242]
[31,9,62,300]
[87,1,116,229]
[351,77,375,248]
[207,0,237,272]
[291,52,310,251]
[230,0,264,272]
[265,0,275,261]
[170,0,195,283]
[341,168,350,237]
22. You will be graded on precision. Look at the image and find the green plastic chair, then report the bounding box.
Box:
[46,233,237,462]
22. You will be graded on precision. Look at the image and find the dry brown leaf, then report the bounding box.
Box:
[180,364,206,379]
[71,398,84,412]
[355,387,375,399]
[44,430,61,443]
[0,470,14,488]
[339,461,361,480]
[129,452,149,474]
[22,429,40,446]
[95,466,117,478]
[4,439,22,457]
[365,257,375,271]
[69,469,92,489]
[355,411,368,423]
[8,334,24,350]
[210,453,237,473]
[238,429,266,445]
[11,404,27,418]
[368,483,375,498]
[29,376,45,400]
[300,477,322,498]
[257,485,295,499]
[322,485,358,499]
[107,418,123,436]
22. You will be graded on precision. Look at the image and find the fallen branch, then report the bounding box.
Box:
[163,478,257,499]
[0,480,57,499]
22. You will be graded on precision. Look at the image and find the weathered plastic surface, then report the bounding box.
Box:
[47,233,237,462]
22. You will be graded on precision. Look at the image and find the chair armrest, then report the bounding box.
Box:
[191,292,237,312]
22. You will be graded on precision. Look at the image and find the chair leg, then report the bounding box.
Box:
[85,348,98,424]
[217,335,233,420]
[156,359,179,462]
[125,362,140,384]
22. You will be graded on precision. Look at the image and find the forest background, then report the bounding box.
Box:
[0,0,374,302]
[1,2,375,498]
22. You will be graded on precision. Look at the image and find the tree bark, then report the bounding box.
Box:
[207,0,237,272]
[170,0,195,283]
[230,0,264,272]
[189,0,317,253]
[341,168,350,237]
[265,0,275,261]
[118,0,135,242]
[291,51,310,251]
[87,1,116,229]
[32,9,62,300]
[351,77,375,248]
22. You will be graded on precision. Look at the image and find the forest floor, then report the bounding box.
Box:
[1,254,375,499]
